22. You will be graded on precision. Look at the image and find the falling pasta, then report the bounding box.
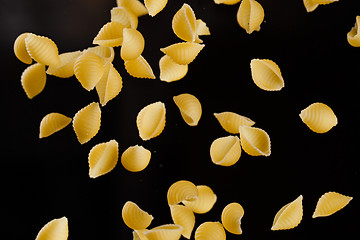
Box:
[172,3,197,42]
[213,112,255,134]
[312,192,353,218]
[194,222,226,240]
[46,51,82,78]
[124,55,156,79]
[144,0,168,17]
[221,202,244,235]
[121,145,151,172]
[144,224,184,240]
[159,55,188,82]
[116,0,148,17]
[93,21,125,47]
[271,195,303,230]
[210,135,241,166]
[122,201,154,230]
[236,0,264,34]
[167,180,198,206]
[24,33,60,66]
[35,217,68,240]
[13,32,32,64]
[173,93,202,126]
[111,6,139,29]
[20,63,46,99]
[121,28,145,61]
[39,113,72,138]
[136,101,166,140]
[160,42,205,65]
[169,204,195,239]
[182,185,217,214]
[347,16,360,47]
[239,126,271,157]
[250,59,285,91]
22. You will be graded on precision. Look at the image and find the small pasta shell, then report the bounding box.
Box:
[194,222,226,240]
[213,112,255,134]
[111,6,139,29]
[210,136,241,166]
[236,0,265,34]
[116,0,148,17]
[221,202,244,235]
[169,204,195,239]
[250,59,285,91]
[121,145,151,172]
[133,229,149,240]
[312,0,338,4]
[194,19,210,43]
[13,32,32,64]
[96,62,123,106]
[303,0,319,12]
[271,195,303,231]
[214,0,241,5]
[121,28,145,61]
[144,0,168,17]
[35,217,68,240]
[239,126,271,157]
[347,16,360,47]
[182,185,217,214]
[312,192,353,218]
[144,224,183,240]
[25,33,60,66]
[124,55,156,79]
[39,113,72,138]
[173,93,202,126]
[21,63,46,99]
[72,102,101,144]
[172,3,197,42]
[46,51,82,78]
[85,45,115,63]
[299,102,338,133]
[137,101,166,140]
[167,180,198,206]
[159,55,188,82]
[93,22,125,47]
[88,139,119,178]
[160,42,205,65]
[122,201,154,230]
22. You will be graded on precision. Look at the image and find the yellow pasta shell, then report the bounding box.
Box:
[133,229,149,240]
[46,51,82,78]
[136,101,166,140]
[194,222,226,240]
[159,55,188,82]
[172,3,197,42]
[35,217,68,240]
[124,55,156,79]
[21,63,46,99]
[182,185,217,214]
[347,16,360,47]
[210,135,241,166]
[121,28,145,61]
[14,32,32,64]
[169,204,195,239]
[214,112,255,134]
[303,0,319,12]
[25,33,60,66]
[173,93,202,126]
[299,102,338,133]
[312,0,338,4]
[116,0,148,17]
[122,201,154,230]
[72,102,101,144]
[85,45,115,63]
[214,0,241,5]
[272,195,303,230]
[111,6,138,29]
[167,180,198,206]
[144,0,168,17]
[88,139,119,178]
[121,145,151,172]
[160,42,204,65]
[144,224,183,240]
[312,192,353,218]
[239,126,271,156]
[39,113,72,138]
[96,62,123,106]
[195,19,210,43]
[221,202,244,235]
[250,59,285,91]
[93,22,125,47]
[236,0,264,34]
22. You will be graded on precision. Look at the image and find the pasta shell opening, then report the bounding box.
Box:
[221,202,244,235]
[239,126,271,156]
[182,185,217,214]
[167,180,198,206]
[122,201,154,230]
[173,93,202,126]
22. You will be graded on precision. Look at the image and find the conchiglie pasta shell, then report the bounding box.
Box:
[194,19,210,43]
[46,51,82,78]
[124,55,155,79]
[347,16,360,47]
[312,192,353,218]
[271,195,303,230]
[173,93,202,126]
[111,6,138,29]
[96,62,123,106]
[250,59,284,91]
[121,145,151,172]
[169,205,195,239]
[93,22,125,47]
[25,33,60,66]
[122,201,154,230]
[144,224,183,240]
[172,3,197,42]
[159,55,188,82]
[21,63,46,99]
[214,112,255,134]
[85,45,115,63]
[121,28,145,61]
[299,102,338,133]
[35,217,68,240]
[160,42,204,65]
[214,0,241,5]
[182,185,217,214]
[221,202,244,235]
[117,0,148,17]
[144,0,168,17]
[312,0,338,4]
[303,0,319,12]
[239,126,271,156]
[210,135,241,167]
[14,32,32,64]
[194,222,226,240]
[236,0,264,34]
[167,180,198,206]
[39,113,72,138]
[133,229,149,240]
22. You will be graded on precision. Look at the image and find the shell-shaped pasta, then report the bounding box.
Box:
[182,185,217,214]
[312,192,353,218]
[85,45,115,63]
[117,0,148,17]
[173,93,202,126]
[299,102,338,133]
[144,224,183,240]
[172,4,197,42]
[14,33,32,64]
[88,139,119,178]
[35,217,68,240]
[124,55,156,79]
[122,201,154,230]
[210,136,241,166]
[46,51,82,78]
[236,0,265,34]
[121,28,145,61]
[136,101,166,140]
[121,145,151,172]
[111,6,138,29]
[214,112,255,134]
[72,102,101,144]
[214,0,241,5]
[133,229,149,240]
[21,63,46,99]
[167,180,198,206]
[303,0,319,12]
[194,222,226,240]
[25,33,60,66]
[144,0,168,17]
[96,62,123,106]
[194,19,210,43]
[93,22,125,47]
[347,16,360,47]
[250,59,285,91]
[160,42,204,65]
[159,55,188,82]
[39,113,72,138]
[312,0,338,4]
[169,204,195,239]
[272,195,303,230]
[221,202,244,235]
[239,126,271,156]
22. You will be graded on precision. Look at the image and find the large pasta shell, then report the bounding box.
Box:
[221,202,244,235]
[236,0,265,34]
[144,0,168,17]
[194,222,226,240]
[299,102,338,133]
[116,0,148,17]
[111,6,138,29]
[172,4,197,42]
[124,55,155,79]
[239,126,271,156]
[121,28,145,61]
[347,16,360,47]
[250,59,284,91]
[96,62,123,106]
[121,145,151,172]
[214,112,255,134]
[72,102,101,144]
[210,136,241,166]
[271,195,303,230]
[173,93,202,126]
[14,32,32,64]
[169,205,195,239]
[25,33,60,66]
[160,42,204,65]
[136,101,166,140]
[88,139,119,178]
[182,185,217,214]
[167,180,198,206]
[144,224,183,240]
[93,22,125,47]
[159,55,188,82]
[312,192,353,218]
[303,0,319,12]
[122,201,154,230]
[85,45,115,63]
[35,217,68,240]
[214,0,241,5]
[39,113,72,138]
[312,0,338,4]
[21,63,46,99]
[46,51,82,78]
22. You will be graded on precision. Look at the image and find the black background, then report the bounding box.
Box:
[2,0,359,239]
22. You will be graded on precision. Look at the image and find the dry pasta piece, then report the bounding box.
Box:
[121,28,145,61]
[172,3,197,42]
[93,22,125,47]
[347,16,360,47]
[221,202,244,235]
[271,195,303,231]
[14,32,32,64]
[85,45,115,63]
[195,19,210,43]
[173,93,202,126]
[299,102,338,133]
[312,192,353,218]
[250,59,285,91]
[124,55,156,79]
[210,136,241,166]
[194,222,226,240]
[239,126,271,156]
[117,0,148,17]
[213,112,255,134]
[136,101,166,140]
[46,51,82,78]
[72,102,101,144]
[167,180,198,206]
[312,0,338,4]
[111,6,138,29]
[169,204,195,239]
[160,42,204,65]
[35,217,68,240]
[144,224,183,240]
[122,201,154,230]
[182,185,217,214]
[21,63,46,99]
[121,145,151,172]
[133,229,149,240]
[144,0,168,17]
[214,0,241,5]
[39,113,72,138]
[303,0,319,12]
[159,55,188,82]
[96,62,123,106]
[236,0,264,34]
[25,33,60,66]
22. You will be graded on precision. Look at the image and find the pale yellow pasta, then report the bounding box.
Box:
[160,42,204,65]
[122,201,154,230]
[144,224,183,240]
[72,102,101,144]
[183,185,217,214]
[210,135,241,166]
[299,102,338,133]
[136,101,166,140]
[117,0,148,17]
[133,229,149,240]
[173,93,202,126]
[121,145,151,172]
[14,32,32,64]
[172,3,197,42]
[85,45,115,63]
[250,59,285,91]
[221,202,244,235]
[194,222,226,240]
[167,180,198,206]
[271,195,303,231]
[35,217,68,240]
[312,192,353,218]
[214,0,241,5]
[312,0,338,4]
[236,0,264,34]
[93,22,125,47]
[239,126,271,157]
[96,62,123,106]
[88,139,119,178]
[111,6,138,29]
[25,33,60,66]
[213,112,255,134]
[347,16,360,47]
[159,55,188,82]
[121,28,145,61]
[21,63,46,99]
[303,0,319,12]
[194,19,210,43]
[144,0,168,17]
[124,55,156,79]
[39,113,72,138]
[169,204,195,239]
[46,51,82,78]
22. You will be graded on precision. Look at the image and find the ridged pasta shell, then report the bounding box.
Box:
[124,55,156,79]
[117,0,148,17]
[167,180,198,206]
[236,0,265,34]
[303,0,319,12]
[39,113,72,138]
[35,217,68,240]
[21,63,46,99]
[271,195,303,230]
[221,202,244,235]
[169,204,195,239]
[312,0,338,4]
[194,222,226,240]
[121,28,145,61]
[46,51,82,78]
[172,3,197,42]
[347,16,360,47]
[133,229,149,240]
[144,0,168,17]
[121,145,151,172]
[93,22,125,47]
[159,55,188,82]
[96,62,123,106]
[173,93,202,126]
[182,185,217,214]
[239,126,271,156]
[312,192,353,218]
[194,19,210,43]
[214,112,255,134]
[85,45,115,63]
[250,59,284,91]
[25,33,60,66]
[299,102,338,133]
[210,136,241,166]
[88,139,119,178]
[13,32,32,64]
[122,201,154,230]
[111,6,138,29]
[72,102,101,144]
[136,101,166,140]
[160,42,204,65]
[214,0,241,5]
[144,224,183,240]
